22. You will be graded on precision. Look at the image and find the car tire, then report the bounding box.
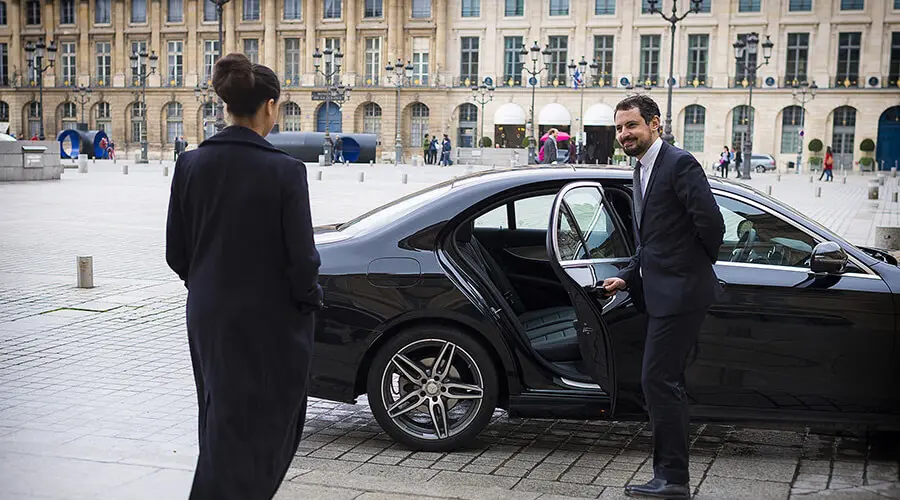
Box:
[366,324,499,452]
[755,165,765,173]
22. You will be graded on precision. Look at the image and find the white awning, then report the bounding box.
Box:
[493,103,526,125]
[583,103,615,127]
[538,103,571,126]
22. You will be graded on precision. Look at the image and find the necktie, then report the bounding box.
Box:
[633,160,643,230]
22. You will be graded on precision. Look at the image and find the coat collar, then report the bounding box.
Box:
[199,125,286,154]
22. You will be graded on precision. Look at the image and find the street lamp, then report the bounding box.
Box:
[313,47,351,166]
[471,83,494,148]
[129,48,158,163]
[385,58,414,165]
[74,84,93,127]
[625,79,654,97]
[648,0,703,145]
[194,82,217,140]
[733,32,774,179]
[567,56,597,164]
[24,38,58,140]
[521,41,552,164]
[792,80,817,176]
[210,0,231,132]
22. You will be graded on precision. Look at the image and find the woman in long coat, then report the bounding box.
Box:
[166,53,322,499]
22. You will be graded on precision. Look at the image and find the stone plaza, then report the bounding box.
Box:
[0,160,899,500]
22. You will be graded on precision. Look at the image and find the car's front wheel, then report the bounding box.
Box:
[366,325,498,451]
[756,165,766,173]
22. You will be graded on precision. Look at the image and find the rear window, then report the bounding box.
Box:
[752,155,772,160]
[335,181,453,236]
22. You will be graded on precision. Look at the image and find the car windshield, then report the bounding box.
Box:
[335,180,455,235]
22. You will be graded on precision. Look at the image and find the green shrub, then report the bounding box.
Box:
[859,156,874,167]
[480,137,492,147]
[809,156,823,166]
[808,139,824,153]
[860,138,875,152]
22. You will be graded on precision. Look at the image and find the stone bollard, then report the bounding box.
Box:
[78,155,88,173]
[892,166,898,178]
[122,164,129,175]
[766,185,772,195]
[842,176,847,184]
[776,174,781,182]
[402,173,408,184]
[874,226,900,250]
[316,170,323,181]
[815,186,821,198]
[868,180,880,200]
[163,166,169,176]
[877,174,885,186]
[77,256,94,288]
[893,192,898,203]
[809,175,813,183]
[370,160,374,166]
[358,172,365,183]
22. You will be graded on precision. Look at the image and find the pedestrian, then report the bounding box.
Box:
[718,146,729,178]
[567,138,576,164]
[333,135,344,164]
[601,95,724,500]
[99,136,109,159]
[733,146,742,178]
[165,52,322,500]
[821,146,834,181]
[422,133,430,165]
[543,128,559,164]
[440,134,452,166]
[429,135,439,165]
[174,136,182,161]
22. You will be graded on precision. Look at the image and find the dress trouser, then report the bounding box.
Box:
[641,308,707,485]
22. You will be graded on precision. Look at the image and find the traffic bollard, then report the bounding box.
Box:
[402,173,408,184]
[358,172,365,183]
[316,170,323,181]
[815,187,821,198]
[163,166,169,176]
[122,164,128,175]
[77,256,94,288]
[766,185,772,195]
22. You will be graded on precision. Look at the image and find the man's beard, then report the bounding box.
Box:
[623,137,650,157]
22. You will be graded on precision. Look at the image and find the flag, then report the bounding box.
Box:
[573,69,583,89]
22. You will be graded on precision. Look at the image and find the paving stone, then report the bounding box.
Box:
[353,463,439,482]
[694,476,790,500]
[429,470,519,489]
[274,482,364,500]
[514,478,606,498]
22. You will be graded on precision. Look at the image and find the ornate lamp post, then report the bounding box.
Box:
[24,38,58,140]
[471,83,494,148]
[733,32,774,179]
[313,47,351,166]
[567,56,597,163]
[129,48,158,163]
[385,58,414,165]
[74,84,93,127]
[210,0,231,132]
[792,80,817,176]
[648,0,703,145]
[625,79,654,97]
[520,41,552,164]
[194,82,217,140]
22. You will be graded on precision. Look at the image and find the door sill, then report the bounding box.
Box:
[560,377,603,390]
[508,389,611,419]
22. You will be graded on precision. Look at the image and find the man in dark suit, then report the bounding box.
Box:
[543,128,559,164]
[602,95,725,499]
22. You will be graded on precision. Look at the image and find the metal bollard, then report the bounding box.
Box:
[868,180,880,200]
[370,160,374,166]
[842,176,846,184]
[122,164,128,175]
[894,192,899,203]
[316,170,323,181]
[766,185,772,195]
[815,187,821,198]
[358,172,365,183]
[776,174,781,182]
[809,175,813,183]
[163,166,169,176]
[402,173,408,184]
[77,256,94,288]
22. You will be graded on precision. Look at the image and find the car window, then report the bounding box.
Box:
[337,181,453,235]
[716,194,816,268]
[556,186,630,261]
[474,194,555,230]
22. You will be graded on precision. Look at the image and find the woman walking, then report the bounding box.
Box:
[166,53,322,500]
[820,146,834,181]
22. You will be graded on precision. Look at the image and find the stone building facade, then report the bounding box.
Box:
[0,0,899,169]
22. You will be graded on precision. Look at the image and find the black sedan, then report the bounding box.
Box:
[310,166,900,451]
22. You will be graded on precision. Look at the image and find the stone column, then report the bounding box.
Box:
[150,0,162,87]
[386,0,398,63]
[434,0,447,84]
[303,0,316,76]
[344,0,357,84]
[265,0,277,70]
[225,0,236,54]
[186,0,198,87]
[8,0,20,86]
[79,0,91,85]
[114,0,126,86]
[809,0,832,86]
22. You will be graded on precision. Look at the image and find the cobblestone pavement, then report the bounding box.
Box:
[1,161,898,500]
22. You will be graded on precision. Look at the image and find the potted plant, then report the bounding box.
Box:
[860,138,876,171]
[807,139,824,171]
[479,136,492,148]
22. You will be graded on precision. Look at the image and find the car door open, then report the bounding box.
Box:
[546,181,619,413]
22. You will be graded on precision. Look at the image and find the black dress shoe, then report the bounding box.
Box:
[624,477,691,499]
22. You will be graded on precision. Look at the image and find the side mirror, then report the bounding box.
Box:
[809,241,847,274]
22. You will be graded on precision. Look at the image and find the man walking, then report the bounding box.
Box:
[543,128,559,164]
[602,95,724,499]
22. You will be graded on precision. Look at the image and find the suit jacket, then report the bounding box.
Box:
[544,138,558,164]
[617,140,725,317]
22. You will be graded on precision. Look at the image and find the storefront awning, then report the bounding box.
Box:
[538,103,572,126]
[583,103,615,127]
[493,103,527,125]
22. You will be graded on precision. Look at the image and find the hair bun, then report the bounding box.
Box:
[213,53,255,110]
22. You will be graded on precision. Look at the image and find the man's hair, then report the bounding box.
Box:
[614,95,661,127]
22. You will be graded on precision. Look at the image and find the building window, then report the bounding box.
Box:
[284,38,300,86]
[639,35,660,86]
[130,40,147,85]
[204,0,218,21]
[363,102,381,140]
[780,106,803,154]
[133,0,148,22]
[284,0,301,19]
[96,42,111,86]
[460,37,479,86]
[547,35,568,85]
[243,39,259,64]
[505,0,523,16]
[695,0,711,13]
[731,105,754,152]
[96,101,111,131]
[896,0,900,9]
[96,0,112,22]
[131,102,145,143]
[595,0,614,15]
[243,0,260,20]
[686,34,708,86]
[0,43,7,87]
[61,102,78,131]
[641,0,652,14]
[457,103,476,147]
[785,33,809,86]
[739,0,761,11]
[836,32,860,87]
[683,105,705,152]
[0,101,7,122]
[167,0,183,22]
[734,33,758,86]
[167,40,184,86]
[410,103,429,147]
[203,40,219,84]
[364,37,381,85]
[60,0,76,24]
[462,0,479,17]
[323,0,340,18]
[282,102,301,131]
[549,0,568,16]
[889,32,900,87]
[412,37,429,86]
[789,0,812,12]
[322,37,341,80]
[26,0,40,25]
[166,102,183,143]
[364,0,382,17]
[61,42,77,87]
[201,102,215,139]
[0,1,6,25]
[840,0,863,10]
[832,106,856,162]
[503,36,524,86]
[412,0,430,18]
[593,35,613,86]
[28,102,41,138]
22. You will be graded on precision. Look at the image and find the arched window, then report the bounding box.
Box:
[832,106,857,167]
[95,102,111,131]
[27,102,41,137]
[131,102,146,143]
[410,103,429,147]
[731,105,754,152]
[0,1,7,25]
[0,101,8,123]
[458,103,477,147]
[61,102,78,131]
[780,106,803,154]
[166,102,183,143]
[282,102,301,131]
[202,102,216,139]
[682,105,705,152]
[363,102,381,140]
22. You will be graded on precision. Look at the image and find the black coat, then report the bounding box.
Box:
[544,138,558,164]
[617,140,725,317]
[166,125,322,499]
